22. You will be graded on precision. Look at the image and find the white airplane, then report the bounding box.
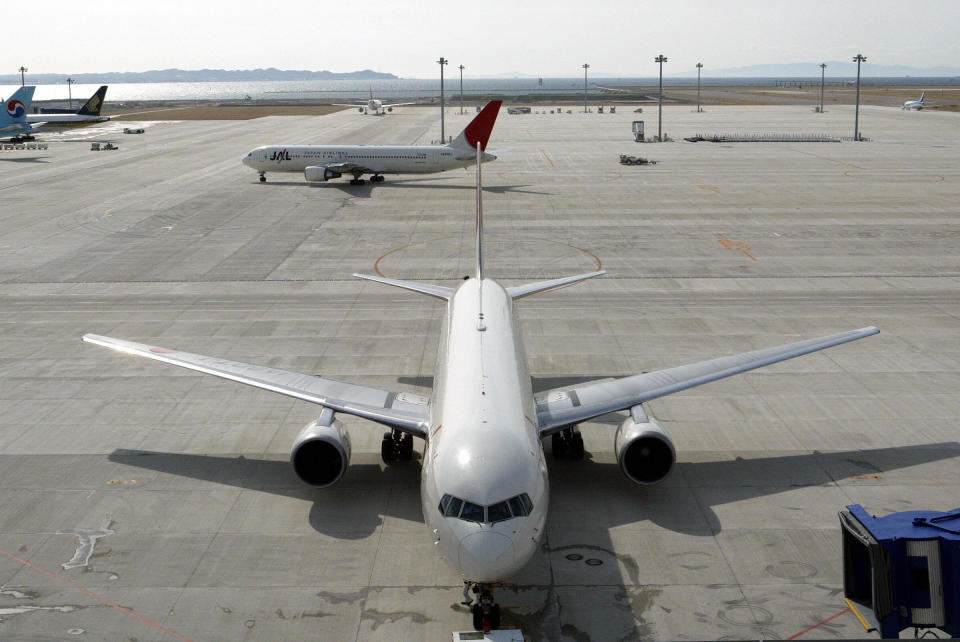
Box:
[27,85,110,128]
[903,91,926,110]
[84,146,879,632]
[333,88,416,115]
[242,100,502,184]
[1,86,41,142]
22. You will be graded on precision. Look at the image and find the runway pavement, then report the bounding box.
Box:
[0,102,958,640]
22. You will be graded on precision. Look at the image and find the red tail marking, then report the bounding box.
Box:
[464,100,502,151]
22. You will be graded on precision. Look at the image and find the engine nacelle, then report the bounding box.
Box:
[304,166,341,182]
[387,106,393,112]
[358,107,364,113]
[290,409,351,488]
[614,406,676,485]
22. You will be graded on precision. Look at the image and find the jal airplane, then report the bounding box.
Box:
[1,86,41,142]
[85,146,879,632]
[27,85,110,128]
[334,88,416,115]
[903,91,926,110]
[242,99,501,184]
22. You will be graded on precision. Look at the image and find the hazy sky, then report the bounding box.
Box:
[10,0,960,77]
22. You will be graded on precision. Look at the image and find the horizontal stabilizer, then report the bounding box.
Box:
[507,270,606,299]
[354,273,453,300]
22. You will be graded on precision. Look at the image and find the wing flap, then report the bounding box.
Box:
[83,334,429,436]
[536,326,879,433]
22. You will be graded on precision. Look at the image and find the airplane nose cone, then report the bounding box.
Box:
[458,532,515,580]
[241,154,252,167]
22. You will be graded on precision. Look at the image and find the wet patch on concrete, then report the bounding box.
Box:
[57,514,115,570]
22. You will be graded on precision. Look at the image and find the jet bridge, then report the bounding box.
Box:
[839,504,960,638]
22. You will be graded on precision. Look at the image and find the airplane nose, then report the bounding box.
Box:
[458,532,515,579]
[241,153,252,167]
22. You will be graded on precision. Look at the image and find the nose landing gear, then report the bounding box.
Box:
[465,583,501,631]
[258,172,266,183]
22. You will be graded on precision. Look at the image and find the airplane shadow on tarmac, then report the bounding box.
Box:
[256,178,552,198]
[107,441,960,540]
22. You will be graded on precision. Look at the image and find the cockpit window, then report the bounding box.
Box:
[488,501,512,523]
[445,496,463,517]
[508,496,526,517]
[438,492,534,523]
[460,502,485,523]
[438,494,452,515]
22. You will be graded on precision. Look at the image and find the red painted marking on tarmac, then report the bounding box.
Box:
[788,607,850,639]
[0,548,193,642]
[149,347,178,354]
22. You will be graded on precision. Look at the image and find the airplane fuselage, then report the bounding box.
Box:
[421,278,548,582]
[26,114,110,127]
[243,144,495,178]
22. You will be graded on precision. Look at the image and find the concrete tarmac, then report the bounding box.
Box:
[0,103,958,640]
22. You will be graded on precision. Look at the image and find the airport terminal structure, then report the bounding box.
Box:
[0,100,958,639]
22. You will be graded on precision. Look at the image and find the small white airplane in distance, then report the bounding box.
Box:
[242,100,502,184]
[27,85,110,128]
[86,145,879,631]
[334,88,416,115]
[0,86,41,142]
[903,91,926,110]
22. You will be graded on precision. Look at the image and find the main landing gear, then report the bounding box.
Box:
[464,583,501,631]
[258,172,266,182]
[551,426,585,460]
[380,429,413,463]
[349,177,366,185]
[370,174,385,183]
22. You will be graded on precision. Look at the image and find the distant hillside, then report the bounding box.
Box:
[669,61,960,78]
[0,68,398,84]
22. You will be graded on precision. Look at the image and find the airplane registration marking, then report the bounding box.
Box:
[717,233,757,261]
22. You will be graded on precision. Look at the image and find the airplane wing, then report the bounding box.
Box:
[325,162,373,175]
[381,102,417,108]
[83,334,430,436]
[535,326,879,434]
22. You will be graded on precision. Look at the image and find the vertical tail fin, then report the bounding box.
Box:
[2,86,34,125]
[449,100,502,152]
[475,142,483,280]
[77,86,107,116]
[919,91,925,103]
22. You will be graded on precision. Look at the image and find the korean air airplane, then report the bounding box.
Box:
[85,144,878,632]
[242,100,502,184]
[1,86,39,142]
[27,85,110,128]
[903,91,926,110]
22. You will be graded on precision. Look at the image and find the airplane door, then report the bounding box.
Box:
[429,149,440,165]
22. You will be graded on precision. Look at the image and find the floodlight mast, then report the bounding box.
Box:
[655,55,667,140]
[853,54,866,141]
[582,63,590,113]
[18,66,28,86]
[819,63,826,114]
[459,64,465,115]
[67,77,74,110]
[438,57,448,141]
[696,62,703,113]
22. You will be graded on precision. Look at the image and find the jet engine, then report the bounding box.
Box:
[304,166,341,182]
[290,409,351,488]
[358,107,364,113]
[387,106,393,112]
[614,406,675,485]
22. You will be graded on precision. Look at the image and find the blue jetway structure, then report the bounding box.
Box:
[840,504,960,638]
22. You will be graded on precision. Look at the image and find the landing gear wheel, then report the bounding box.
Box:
[381,430,412,463]
[380,431,395,464]
[259,174,266,183]
[552,427,584,460]
[349,178,366,186]
[399,433,414,461]
[371,175,385,183]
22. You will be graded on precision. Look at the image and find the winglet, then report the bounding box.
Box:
[449,100,502,152]
[77,86,107,116]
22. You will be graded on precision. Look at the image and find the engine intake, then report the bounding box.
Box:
[304,166,341,182]
[614,406,676,485]
[290,409,351,488]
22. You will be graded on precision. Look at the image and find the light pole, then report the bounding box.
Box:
[67,77,75,110]
[655,54,667,140]
[458,64,465,115]
[696,62,703,113]
[582,63,589,113]
[853,53,866,141]
[437,57,448,142]
[18,66,27,86]
[819,63,826,113]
